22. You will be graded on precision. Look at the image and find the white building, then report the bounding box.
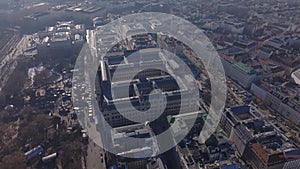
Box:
[221,55,263,88]
[37,21,85,51]
[98,49,198,127]
[291,69,300,85]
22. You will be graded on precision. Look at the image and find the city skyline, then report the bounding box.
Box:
[0,0,299,169]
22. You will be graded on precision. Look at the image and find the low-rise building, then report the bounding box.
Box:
[220,54,263,88]
[220,104,298,169]
[105,123,168,169]
[37,21,85,52]
[250,79,300,125]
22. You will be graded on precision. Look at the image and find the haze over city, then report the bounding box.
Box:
[0,0,299,169]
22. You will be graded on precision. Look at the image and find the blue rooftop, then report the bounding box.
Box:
[226,47,243,55]
[230,105,250,114]
[220,164,239,169]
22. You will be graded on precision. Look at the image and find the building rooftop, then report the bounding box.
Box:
[220,164,239,169]
[111,124,158,158]
[100,49,195,105]
[233,62,257,75]
[254,78,300,112]
[146,158,167,169]
[248,142,285,166]
[291,68,300,85]
[37,21,85,48]
[224,105,261,126]
[283,159,300,169]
